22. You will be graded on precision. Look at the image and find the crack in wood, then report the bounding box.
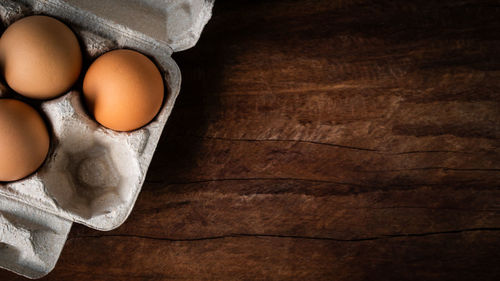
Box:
[173,135,379,151]
[68,228,500,243]
[145,177,490,191]
[168,135,491,155]
[152,177,367,187]
[394,150,475,155]
[359,167,500,172]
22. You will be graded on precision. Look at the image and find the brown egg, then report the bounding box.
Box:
[0,99,50,181]
[82,49,164,131]
[0,15,82,99]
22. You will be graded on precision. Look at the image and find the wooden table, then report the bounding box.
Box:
[2,0,500,280]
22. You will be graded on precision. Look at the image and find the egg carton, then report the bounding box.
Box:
[0,0,214,278]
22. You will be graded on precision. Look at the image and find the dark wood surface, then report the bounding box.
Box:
[2,0,500,280]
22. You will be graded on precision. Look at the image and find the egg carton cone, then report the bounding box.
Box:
[0,0,214,278]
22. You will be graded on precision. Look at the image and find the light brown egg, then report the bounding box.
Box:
[0,15,82,99]
[0,99,50,182]
[82,49,164,132]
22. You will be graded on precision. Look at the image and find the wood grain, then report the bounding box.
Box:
[2,0,500,280]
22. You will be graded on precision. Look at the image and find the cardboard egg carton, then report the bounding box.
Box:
[0,0,214,278]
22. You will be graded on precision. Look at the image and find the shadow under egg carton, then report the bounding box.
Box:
[0,0,213,278]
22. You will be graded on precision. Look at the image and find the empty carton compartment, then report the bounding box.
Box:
[0,197,72,279]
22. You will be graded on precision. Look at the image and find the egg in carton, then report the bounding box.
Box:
[0,0,214,278]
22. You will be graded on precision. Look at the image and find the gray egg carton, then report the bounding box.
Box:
[0,0,213,278]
